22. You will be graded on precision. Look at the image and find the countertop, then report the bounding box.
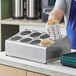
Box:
[0,51,76,76]
[0,18,66,28]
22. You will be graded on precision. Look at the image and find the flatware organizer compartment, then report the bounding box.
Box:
[5,29,71,63]
[20,30,31,35]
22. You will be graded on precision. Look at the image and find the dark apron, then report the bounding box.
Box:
[67,0,76,49]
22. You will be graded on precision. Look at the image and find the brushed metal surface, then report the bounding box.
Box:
[5,29,71,63]
[12,0,24,18]
[26,0,39,18]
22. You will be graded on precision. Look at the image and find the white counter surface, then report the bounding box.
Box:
[0,51,76,76]
[0,18,66,27]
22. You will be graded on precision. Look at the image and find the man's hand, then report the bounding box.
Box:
[48,8,64,21]
[46,8,64,35]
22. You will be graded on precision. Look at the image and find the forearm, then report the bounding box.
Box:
[48,8,64,22]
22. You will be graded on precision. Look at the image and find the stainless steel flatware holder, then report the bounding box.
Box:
[5,29,71,63]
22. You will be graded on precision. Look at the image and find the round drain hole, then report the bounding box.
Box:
[31,40,41,44]
[20,31,31,35]
[40,34,50,39]
[11,36,22,41]
[20,38,32,43]
[30,32,41,37]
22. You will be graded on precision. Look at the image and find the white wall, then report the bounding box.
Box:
[19,26,46,32]
[19,26,66,36]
